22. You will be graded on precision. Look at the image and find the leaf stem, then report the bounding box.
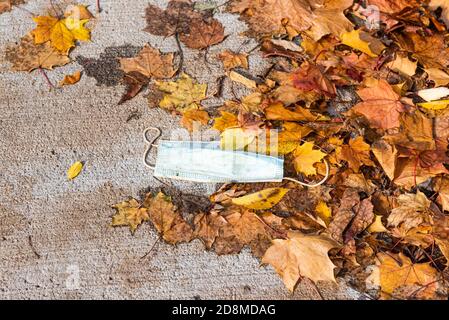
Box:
[39,68,55,89]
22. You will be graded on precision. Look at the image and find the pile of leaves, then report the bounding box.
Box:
[111,0,449,300]
[4,0,449,299]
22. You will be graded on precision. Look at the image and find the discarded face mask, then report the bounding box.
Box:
[143,127,329,187]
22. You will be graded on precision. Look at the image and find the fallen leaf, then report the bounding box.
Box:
[180,18,225,49]
[64,4,94,20]
[293,141,326,176]
[229,70,257,89]
[417,87,449,102]
[59,71,81,87]
[396,32,449,70]
[145,0,224,49]
[418,100,449,110]
[327,188,359,243]
[155,73,207,112]
[232,188,290,210]
[193,211,228,249]
[265,102,321,122]
[212,111,239,132]
[67,161,83,180]
[372,139,397,180]
[32,15,91,53]
[344,197,374,243]
[368,215,388,233]
[316,201,332,225]
[425,68,449,87]
[218,50,249,69]
[377,252,441,299]
[336,136,374,172]
[229,0,352,41]
[144,192,193,244]
[120,45,176,79]
[262,231,338,291]
[5,33,70,71]
[429,0,449,28]
[180,108,210,132]
[388,191,432,232]
[351,80,405,129]
[112,199,149,233]
[387,54,417,77]
[341,29,385,57]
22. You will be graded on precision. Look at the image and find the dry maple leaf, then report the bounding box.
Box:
[372,139,398,180]
[265,102,321,122]
[336,136,375,172]
[5,33,70,71]
[262,231,339,291]
[32,15,91,53]
[434,177,449,212]
[396,32,449,70]
[193,212,228,250]
[145,0,224,49]
[229,0,352,41]
[218,50,249,70]
[155,73,207,112]
[143,192,193,244]
[292,141,327,176]
[388,191,432,233]
[340,29,385,57]
[351,80,405,129]
[120,45,177,79]
[180,108,210,132]
[112,198,149,233]
[212,111,239,132]
[376,252,441,299]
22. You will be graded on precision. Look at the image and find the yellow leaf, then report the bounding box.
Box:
[32,15,91,53]
[340,29,385,58]
[155,73,207,112]
[293,142,326,176]
[67,161,83,180]
[212,111,239,132]
[218,50,249,70]
[417,99,449,110]
[232,188,290,210]
[180,108,210,132]
[316,201,332,225]
[220,127,258,151]
[59,71,82,87]
[368,215,388,233]
[229,70,257,89]
[111,199,149,233]
[262,231,338,291]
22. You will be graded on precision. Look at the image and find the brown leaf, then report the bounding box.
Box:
[327,188,359,243]
[336,136,374,172]
[396,32,449,70]
[388,191,432,233]
[229,0,352,41]
[265,102,321,121]
[119,72,149,105]
[5,33,70,71]
[193,212,228,250]
[120,45,177,79]
[344,197,374,243]
[144,192,193,244]
[351,80,405,130]
[218,50,249,70]
[145,0,224,49]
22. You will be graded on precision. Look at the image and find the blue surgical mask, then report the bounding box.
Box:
[143,128,328,187]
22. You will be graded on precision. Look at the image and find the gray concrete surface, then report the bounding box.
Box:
[0,0,362,299]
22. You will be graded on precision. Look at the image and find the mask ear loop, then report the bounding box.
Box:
[143,127,162,170]
[283,159,330,188]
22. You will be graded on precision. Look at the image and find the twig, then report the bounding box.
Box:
[39,68,55,89]
[174,33,184,77]
[96,0,101,13]
[140,236,161,260]
[28,235,41,259]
